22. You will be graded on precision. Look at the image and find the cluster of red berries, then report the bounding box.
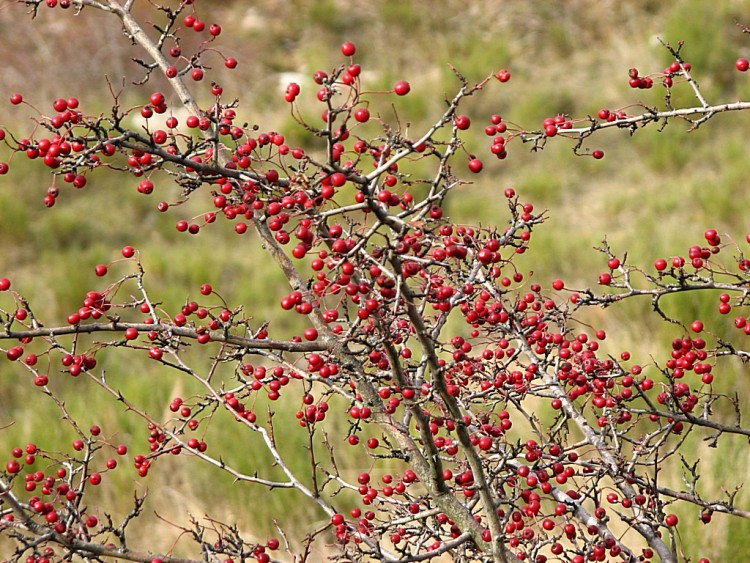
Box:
[653,228,723,273]
[3,428,128,540]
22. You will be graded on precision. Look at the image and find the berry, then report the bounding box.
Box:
[354,108,370,123]
[454,115,471,130]
[340,42,356,57]
[468,158,483,173]
[496,69,511,82]
[313,70,328,84]
[737,58,749,72]
[393,81,411,96]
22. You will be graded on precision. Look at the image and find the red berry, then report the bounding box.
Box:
[454,115,471,130]
[468,158,483,173]
[691,320,704,333]
[225,57,237,69]
[354,108,370,123]
[478,436,492,451]
[94,264,108,277]
[496,69,511,82]
[393,81,411,96]
[313,70,328,84]
[340,42,356,56]
[10,93,23,105]
[737,58,749,72]
[592,149,604,159]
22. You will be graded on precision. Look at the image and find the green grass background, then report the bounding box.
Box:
[2,0,750,559]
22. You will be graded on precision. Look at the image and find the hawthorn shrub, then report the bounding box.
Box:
[2,2,750,563]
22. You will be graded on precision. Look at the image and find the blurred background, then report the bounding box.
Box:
[1,0,750,559]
